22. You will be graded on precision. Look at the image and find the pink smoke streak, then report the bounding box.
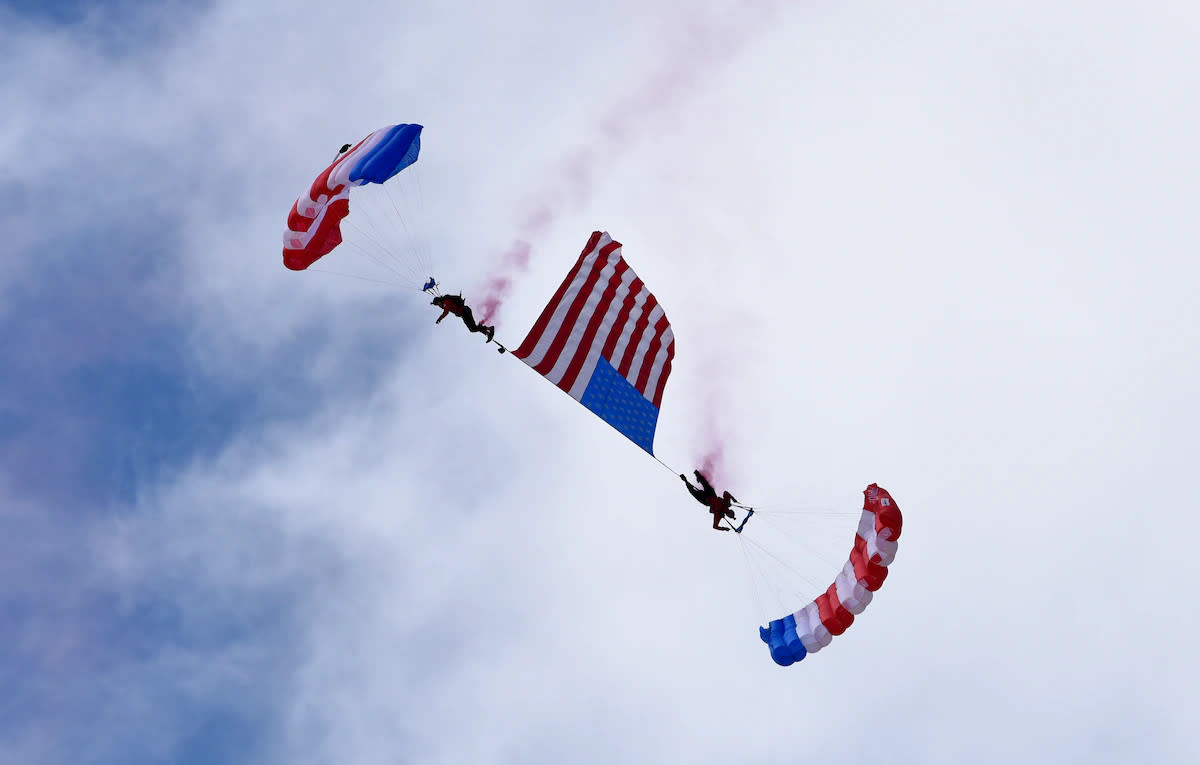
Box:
[475,3,784,325]
[477,240,531,323]
[695,408,731,490]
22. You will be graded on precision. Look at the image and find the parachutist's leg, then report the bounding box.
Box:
[460,307,481,333]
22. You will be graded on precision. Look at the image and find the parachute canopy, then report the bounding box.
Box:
[283,123,423,271]
[759,484,903,666]
[514,231,675,454]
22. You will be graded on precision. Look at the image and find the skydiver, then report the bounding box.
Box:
[432,293,495,342]
[680,470,738,531]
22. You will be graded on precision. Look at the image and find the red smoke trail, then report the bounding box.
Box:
[698,439,727,489]
[476,2,784,324]
[695,394,732,489]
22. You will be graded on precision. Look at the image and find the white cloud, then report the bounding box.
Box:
[4,1,1199,763]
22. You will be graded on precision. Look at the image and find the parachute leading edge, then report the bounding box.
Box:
[282,123,423,271]
[514,231,675,454]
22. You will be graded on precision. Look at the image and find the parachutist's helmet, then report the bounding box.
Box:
[431,296,442,306]
[339,143,351,154]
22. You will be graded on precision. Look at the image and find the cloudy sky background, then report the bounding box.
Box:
[3,1,1198,763]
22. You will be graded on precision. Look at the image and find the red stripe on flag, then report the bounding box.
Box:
[651,338,674,408]
[513,231,603,359]
[598,277,644,361]
[616,293,659,380]
[633,313,671,397]
[531,247,613,378]
[556,258,630,394]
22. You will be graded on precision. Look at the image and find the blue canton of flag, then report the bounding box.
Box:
[579,358,660,452]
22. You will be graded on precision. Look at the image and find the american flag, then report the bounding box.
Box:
[514,231,675,454]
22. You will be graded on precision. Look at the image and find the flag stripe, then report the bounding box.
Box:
[603,279,648,366]
[647,334,675,409]
[514,231,602,360]
[565,266,641,402]
[616,293,660,379]
[544,248,624,387]
[532,248,613,378]
[634,314,671,396]
[558,261,633,397]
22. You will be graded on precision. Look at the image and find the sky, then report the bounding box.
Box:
[2,1,1199,763]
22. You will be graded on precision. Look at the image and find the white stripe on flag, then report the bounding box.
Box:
[545,255,619,388]
[641,330,674,403]
[606,287,650,370]
[565,266,638,400]
[519,248,604,370]
[623,303,666,385]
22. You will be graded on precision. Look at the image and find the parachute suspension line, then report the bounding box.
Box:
[345,190,426,284]
[386,154,432,278]
[340,237,409,281]
[736,532,770,627]
[351,205,426,283]
[383,180,433,280]
[404,161,432,275]
[738,532,829,596]
[740,541,801,616]
[307,267,405,287]
[338,234,419,285]
[342,220,425,286]
[750,513,847,576]
[751,507,860,518]
[340,206,403,264]
[375,183,417,262]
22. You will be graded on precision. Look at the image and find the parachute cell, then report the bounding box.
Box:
[282,123,423,271]
[759,484,902,666]
[514,232,675,454]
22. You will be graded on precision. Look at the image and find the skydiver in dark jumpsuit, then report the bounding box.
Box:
[681,470,738,531]
[432,294,495,342]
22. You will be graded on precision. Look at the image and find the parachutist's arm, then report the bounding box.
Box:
[435,309,449,324]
